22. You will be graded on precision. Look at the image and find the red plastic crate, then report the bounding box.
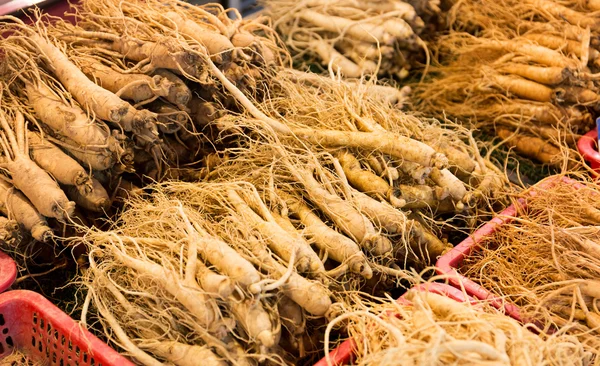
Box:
[435,175,585,322]
[578,128,600,176]
[0,290,134,365]
[314,282,472,366]
[0,251,17,294]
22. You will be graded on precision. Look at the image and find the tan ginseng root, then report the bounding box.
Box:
[151,69,192,107]
[20,30,129,124]
[22,78,109,146]
[166,181,332,317]
[23,78,120,171]
[80,199,265,363]
[228,16,283,67]
[337,150,405,208]
[227,293,281,351]
[496,128,567,166]
[496,63,572,86]
[167,215,288,358]
[277,295,305,346]
[196,261,235,299]
[0,109,74,220]
[146,102,189,136]
[226,226,332,317]
[309,39,364,78]
[65,178,110,212]
[27,132,92,195]
[75,55,178,104]
[348,187,451,264]
[460,175,600,354]
[257,70,483,198]
[0,180,52,241]
[162,11,234,63]
[224,187,325,274]
[396,184,456,212]
[327,289,590,365]
[265,0,424,78]
[279,191,372,279]
[60,29,204,79]
[293,167,393,257]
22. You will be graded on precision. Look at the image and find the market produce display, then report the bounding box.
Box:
[326,289,594,365]
[263,0,440,78]
[414,0,599,166]
[0,0,598,365]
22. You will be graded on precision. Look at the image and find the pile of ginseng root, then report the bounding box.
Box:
[75,69,508,364]
[0,0,283,244]
[460,174,600,355]
[325,288,595,365]
[413,0,600,168]
[263,0,441,79]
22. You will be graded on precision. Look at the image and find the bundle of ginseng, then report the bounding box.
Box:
[324,288,594,365]
[209,68,507,218]
[0,92,75,242]
[414,0,600,167]
[0,0,285,240]
[79,181,331,365]
[459,175,600,354]
[263,0,440,79]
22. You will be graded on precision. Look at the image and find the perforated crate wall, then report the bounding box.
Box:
[0,290,133,365]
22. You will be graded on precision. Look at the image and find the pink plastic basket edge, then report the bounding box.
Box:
[314,283,470,366]
[0,290,134,365]
[0,251,16,293]
[577,129,600,172]
[435,175,583,321]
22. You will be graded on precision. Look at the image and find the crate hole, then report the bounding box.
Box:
[75,361,79,366]
[32,327,36,334]
[54,329,59,340]
[31,336,36,347]
[61,335,65,346]
[60,359,64,366]
[6,336,13,347]
[52,351,57,363]
[40,319,44,330]
[47,323,52,334]
[91,358,96,366]
[83,353,88,362]
[33,313,38,325]
[38,341,43,352]
[68,341,73,352]
[76,345,80,357]
[0,341,4,354]
[2,328,7,335]
[0,314,5,326]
